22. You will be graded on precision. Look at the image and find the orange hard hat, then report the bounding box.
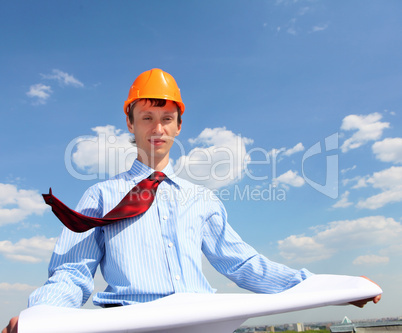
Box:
[123,68,185,115]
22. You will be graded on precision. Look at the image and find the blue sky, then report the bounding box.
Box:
[1,0,402,328]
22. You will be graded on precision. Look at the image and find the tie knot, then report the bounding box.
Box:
[149,171,166,183]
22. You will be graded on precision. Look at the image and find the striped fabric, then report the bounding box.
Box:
[43,172,167,233]
[28,159,312,308]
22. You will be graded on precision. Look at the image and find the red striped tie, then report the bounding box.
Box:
[43,172,166,233]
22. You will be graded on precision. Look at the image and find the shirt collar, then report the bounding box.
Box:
[128,159,183,188]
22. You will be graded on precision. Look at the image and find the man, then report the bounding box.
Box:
[2,68,380,333]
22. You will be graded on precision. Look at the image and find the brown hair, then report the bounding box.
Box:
[128,98,182,125]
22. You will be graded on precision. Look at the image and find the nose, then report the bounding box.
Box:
[152,122,163,135]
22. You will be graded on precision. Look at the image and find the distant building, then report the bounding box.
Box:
[296,322,304,332]
[330,318,402,332]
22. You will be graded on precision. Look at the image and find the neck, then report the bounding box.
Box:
[138,154,169,171]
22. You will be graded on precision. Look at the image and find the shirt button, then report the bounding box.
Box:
[175,275,180,281]
[163,216,168,220]
[168,242,173,248]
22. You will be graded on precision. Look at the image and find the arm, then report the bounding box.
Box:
[4,236,102,332]
[28,227,104,307]
[202,195,312,294]
[28,186,105,308]
[2,317,18,333]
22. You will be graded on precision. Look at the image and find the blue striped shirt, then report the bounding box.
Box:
[28,159,311,308]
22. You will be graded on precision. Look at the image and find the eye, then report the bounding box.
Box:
[164,114,175,121]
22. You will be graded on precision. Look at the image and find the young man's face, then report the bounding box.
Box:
[126,99,182,168]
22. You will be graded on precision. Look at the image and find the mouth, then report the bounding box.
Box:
[149,138,166,146]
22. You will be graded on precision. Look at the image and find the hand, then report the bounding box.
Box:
[350,276,382,308]
[2,316,18,333]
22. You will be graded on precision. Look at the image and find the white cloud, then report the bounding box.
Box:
[26,83,52,104]
[277,18,298,36]
[313,216,402,243]
[298,7,309,15]
[356,166,402,209]
[268,148,285,160]
[69,125,136,178]
[310,23,328,33]
[0,236,57,263]
[41,69,84,87]
[27,69,84,105]
[366,166,402,189]
[0,282,37,292]
[341,165,356,174]
[269,143,304,164]
[278,235,334,263]
[332,191,353,208]
[0,184,48,226]
[283,142,305,156]
[380,243,402,257]
[275,0,299,5]
[174,127,253,189]
[353,255,389,265]
[351,176,368,189]
[340,112,390,152]
[287,26,297,35]
[274,170,305,187]
[278,216,402,264]
[372,137,402,164]
[68,125,255,186]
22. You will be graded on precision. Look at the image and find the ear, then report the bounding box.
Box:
[176,120,182,136]
[126,116,134,134]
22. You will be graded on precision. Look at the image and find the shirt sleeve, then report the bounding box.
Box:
[28,186,105,308]
[201,193,313,294]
